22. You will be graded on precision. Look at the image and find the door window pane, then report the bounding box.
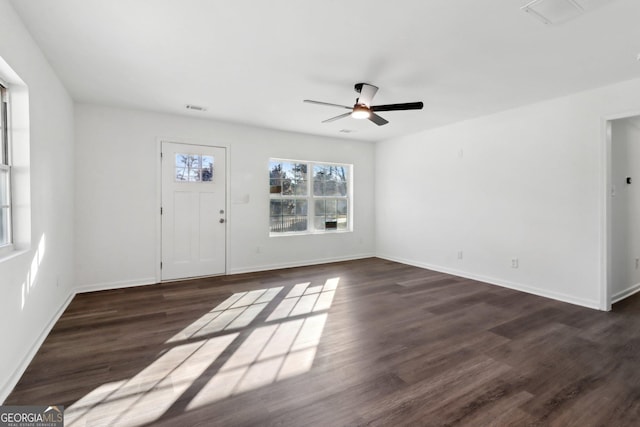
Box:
[201,156,214,181]
[175,153,214,182]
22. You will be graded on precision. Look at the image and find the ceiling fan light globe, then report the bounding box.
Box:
[351,105,371,119]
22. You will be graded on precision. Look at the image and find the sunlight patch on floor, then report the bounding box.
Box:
[63,277,340,426]
[187,312,329,410]
[65,333,238,427]
[167,286,284,343]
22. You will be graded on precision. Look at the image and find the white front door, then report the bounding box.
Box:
[161,142,226,281]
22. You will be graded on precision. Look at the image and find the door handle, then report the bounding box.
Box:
[219,218,225,223]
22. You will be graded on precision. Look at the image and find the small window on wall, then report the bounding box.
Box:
[269,158,351,234]
[175,153,214,182]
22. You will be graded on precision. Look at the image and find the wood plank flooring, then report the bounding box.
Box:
[6,258,640,426]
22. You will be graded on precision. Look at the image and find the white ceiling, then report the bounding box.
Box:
[9,0,640,142]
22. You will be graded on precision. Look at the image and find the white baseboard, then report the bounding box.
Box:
[612,282,640,304]
[75,277,158,294]
[76,255,377,291]
[377,254,601,310]
[0,291,75,403]
[228,253,375,275]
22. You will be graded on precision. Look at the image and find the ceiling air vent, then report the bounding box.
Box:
[185,104,207,112]
[521,0,616,25]
[339,129,356,133]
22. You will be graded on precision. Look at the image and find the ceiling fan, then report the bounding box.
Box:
[304,83,423,126]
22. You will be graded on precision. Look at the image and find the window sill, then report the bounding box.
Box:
[269,229,352,237]
[0,245,29,264]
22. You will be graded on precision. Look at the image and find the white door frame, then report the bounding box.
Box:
[601,110,640,311]
[155,137,231,282]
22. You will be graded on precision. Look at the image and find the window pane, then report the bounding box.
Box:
[337,215,348,230]
[0,207,7,245]
[0,169,8,206]
[281,178,294,195]
[269,160,283,193]
[295,200,308,215]
[270,161,309,195]
[325,199,337,217]
[270,200,282,216]
[269,160,283,186]
[189,167,200,182]
[202,156,214,182]
[313,164,347,196]
[270,199,308,233]
[314,198,345,231]
[0,167,7,244]
[337,200,348,231]
[0,87,10,245]
[1,87,7,166]
[292,180,307,196]
[314,216,326,231]
[175,154,203,182]
[337,199,347,215]
[175,154,188,168]
[281,162,307,181]
[270,179,283,195]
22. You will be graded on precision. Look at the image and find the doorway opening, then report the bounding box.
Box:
[605,114,640,310]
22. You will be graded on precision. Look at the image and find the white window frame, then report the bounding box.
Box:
[269,158,352,236]
[0,80,12,253]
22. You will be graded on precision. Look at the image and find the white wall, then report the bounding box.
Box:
[610,117,640,301]
[0,0,75,402]
[74,104,375,291]
[376,77,640,310]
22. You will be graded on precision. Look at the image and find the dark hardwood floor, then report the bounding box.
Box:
[6,258,640,426]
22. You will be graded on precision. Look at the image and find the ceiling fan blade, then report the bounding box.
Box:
[322,112,351,123]
[368,113,389,126]
[304,100,351,110]
[357,84,378,107]
[371,102,424,112]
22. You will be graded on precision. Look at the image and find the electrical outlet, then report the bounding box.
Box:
[457,251,463,260]
[511,258,519,269]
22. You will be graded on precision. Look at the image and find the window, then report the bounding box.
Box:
[174,153,214,182]
[0,83,10,247]
[269,159,351,234]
